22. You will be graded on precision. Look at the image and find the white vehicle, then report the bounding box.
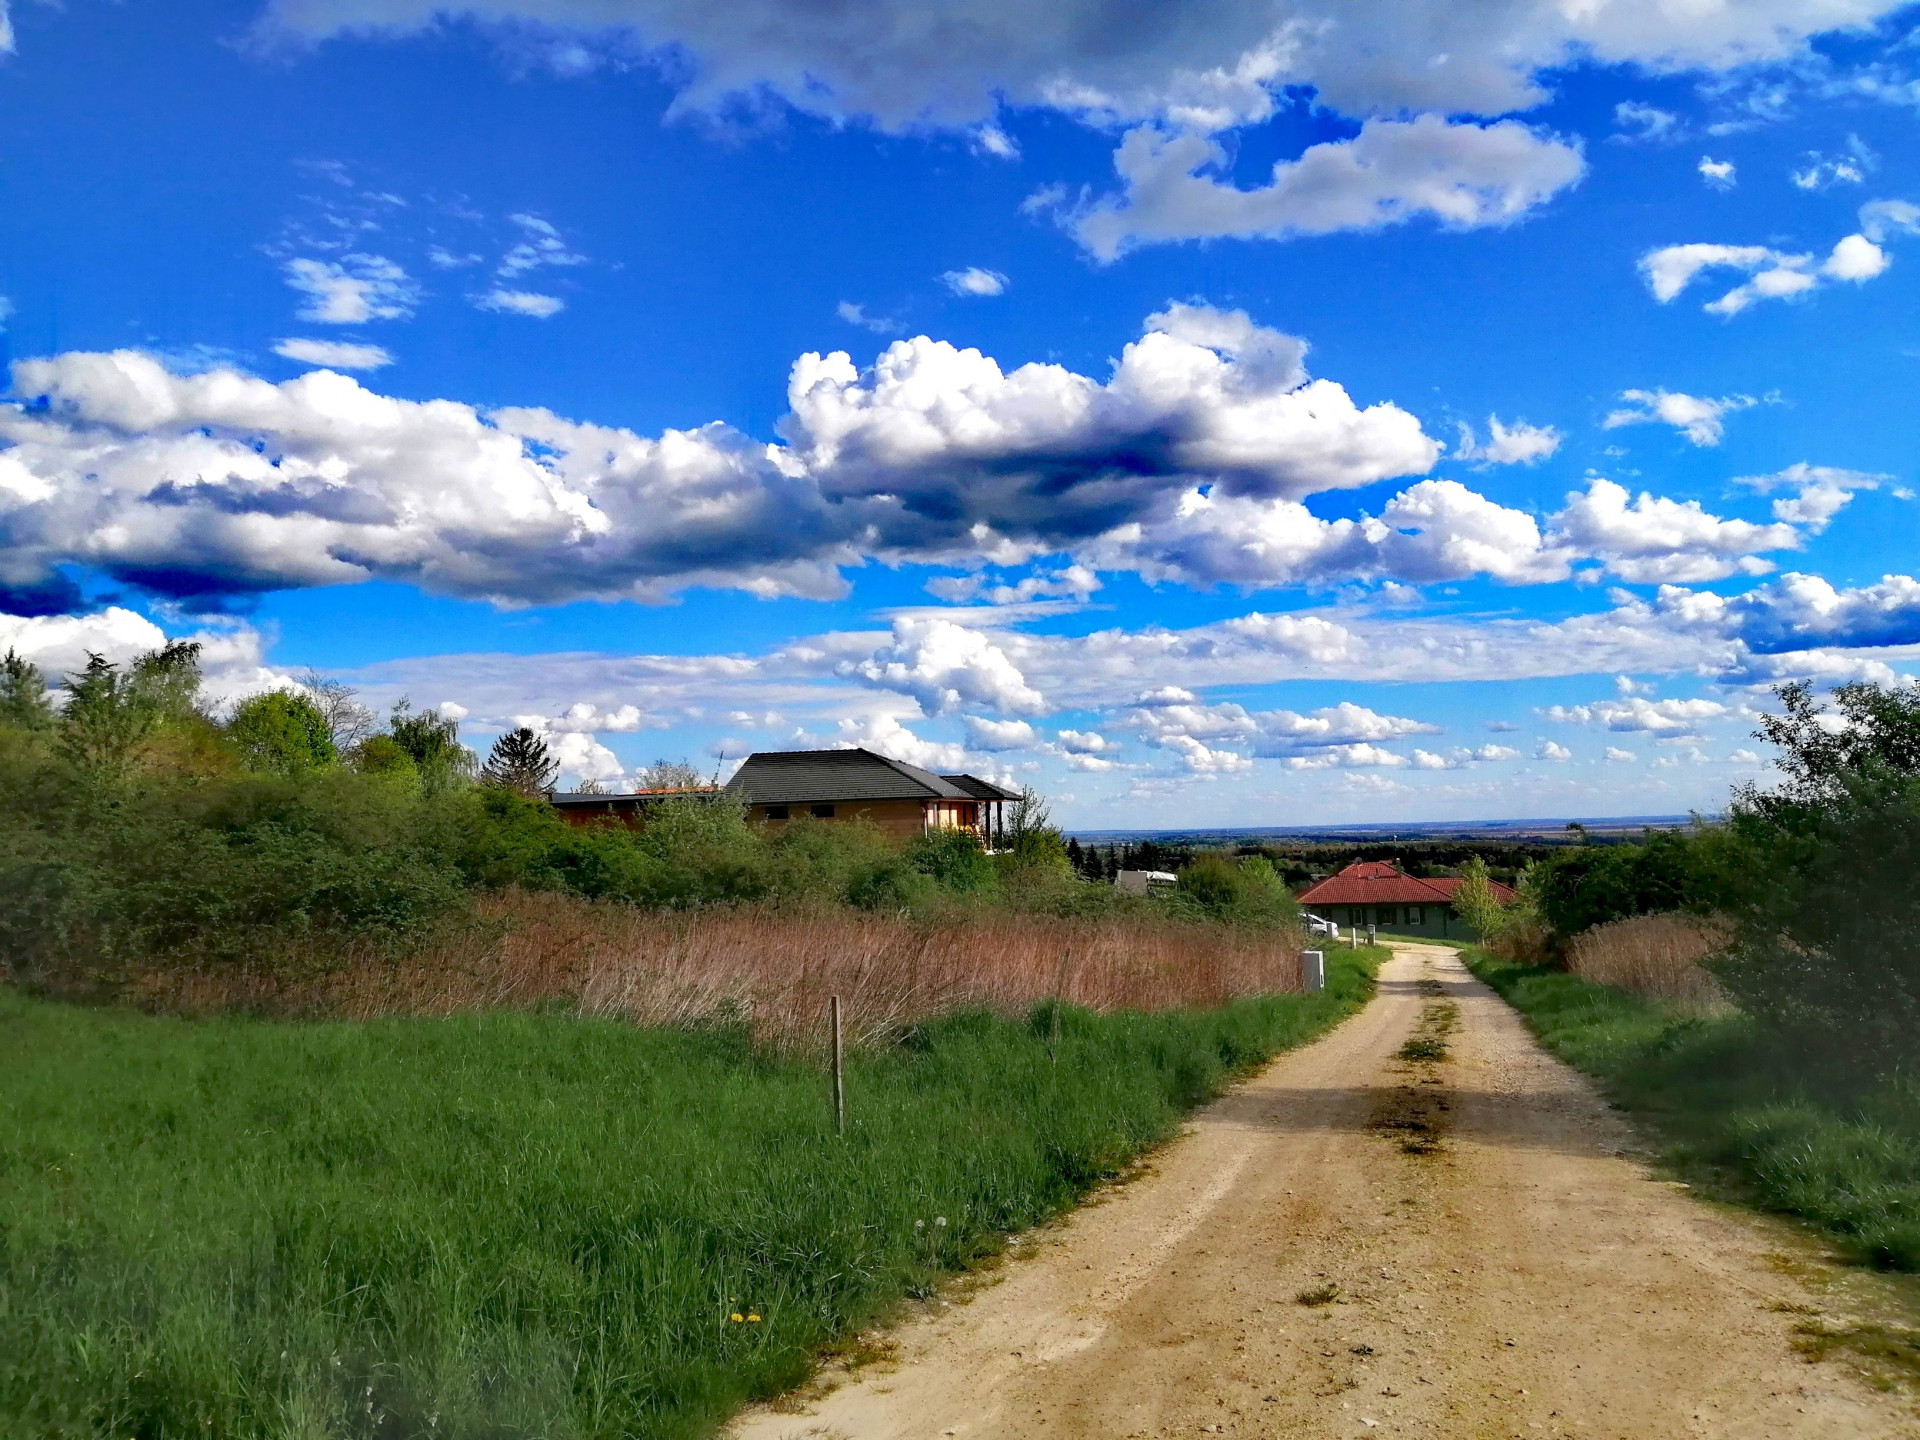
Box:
[1303,913,1341,941]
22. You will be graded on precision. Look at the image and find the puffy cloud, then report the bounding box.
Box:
[831,712,970,771]
[283,255,418,323]
[1056,728,1118,753]
[1605,746,1637,762]
[782,304,1439,548]
[962,715,1037,750]
[940,267,1007,297]
[0,606,292,706]
[1602,389,1754,447]
[849,616,1046,716]
[1090,477,1570,590]
[1734,462,1886,533]
[1698,156,1736,189]
[1408,743,1519,769]
[1724,572,1920,653]
[1064,116,1584,261]
[272,338,395,370]
[475,288,566,317]
[0,349,854,605]
[1125,692,1437,773]
[1285,742,1407,770]
[543,701,654,732]
[1551,478,1798,583]
[0,314,1863,618]
[254,0,1906,134]
[1537,739,1573,761]
[0,2,11,53]
[543,730,627,783]
[1453,414,1561,466]
[1542,695,1729,733]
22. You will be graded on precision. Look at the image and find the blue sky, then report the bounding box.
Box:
[3,0,1919,826]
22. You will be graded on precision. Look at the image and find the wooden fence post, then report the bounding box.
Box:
[830,994,846,1136]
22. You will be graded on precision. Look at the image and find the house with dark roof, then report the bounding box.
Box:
[724,747,1021,845]
[1297,860,1516,940]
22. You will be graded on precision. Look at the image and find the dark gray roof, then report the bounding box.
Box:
[725,747,974,805]
[548,790,706,810]
[941,773,1023,802]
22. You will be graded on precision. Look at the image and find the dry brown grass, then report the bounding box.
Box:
[1565,912,1730,1010]
[130,890,1305,1050]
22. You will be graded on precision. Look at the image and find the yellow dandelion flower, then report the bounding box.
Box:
[730,1313,744,1323]
[747,1313,762,1322]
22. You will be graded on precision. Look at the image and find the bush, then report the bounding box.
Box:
[1531,829,1720,938]
[907,828,998,893]
[1173,854,1300,929]
[227,690,337,775]
[1711,770,1920,1063]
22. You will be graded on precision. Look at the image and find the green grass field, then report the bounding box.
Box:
[0,949,1372,1439]
[1465,950,1920,1273]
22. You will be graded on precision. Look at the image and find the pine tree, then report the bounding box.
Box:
[482,726,559,798]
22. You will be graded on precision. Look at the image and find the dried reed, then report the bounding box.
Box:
[132,890,1306,1050]
[1565,912,1730,1011]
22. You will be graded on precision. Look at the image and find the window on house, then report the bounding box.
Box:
[811,803,836,819]
[764,805,789,820]
[1409,906,1424,925]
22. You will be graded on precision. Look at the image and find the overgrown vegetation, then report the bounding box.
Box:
[0,949,1375,1437]
[1466,951,1920,1273]
[1460,678,1920,1269]
[0,644,1297,993]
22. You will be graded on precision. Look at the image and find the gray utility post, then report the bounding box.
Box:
[829,994,846,1135]
[1367,923,1377,947]
[1301,948,1325,993]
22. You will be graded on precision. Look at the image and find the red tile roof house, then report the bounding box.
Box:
[1297,861,1516,941]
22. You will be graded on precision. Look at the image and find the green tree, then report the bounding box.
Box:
[1451,856,1507,940]
[227,691,338,775]
[0,649,55,730]
[388,698,476,793]
[481,726,559,798]
[59,653,160,779]
[1709,681,1920,1060]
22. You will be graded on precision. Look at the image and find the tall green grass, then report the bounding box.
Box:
[1466,950,1920,1272]
[0,950,1372,1438]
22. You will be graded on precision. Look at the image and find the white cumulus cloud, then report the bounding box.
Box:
[1064,115,1584,262]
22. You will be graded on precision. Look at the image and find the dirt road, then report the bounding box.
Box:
[731,942,1918,1439]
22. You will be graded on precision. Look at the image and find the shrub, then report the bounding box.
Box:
[1172,854,1300,929]
[908,828,998,893]
[228,690,337,775]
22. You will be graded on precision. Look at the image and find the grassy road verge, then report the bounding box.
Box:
[0,948,1372,1439]
[1464,950,1920,1273]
